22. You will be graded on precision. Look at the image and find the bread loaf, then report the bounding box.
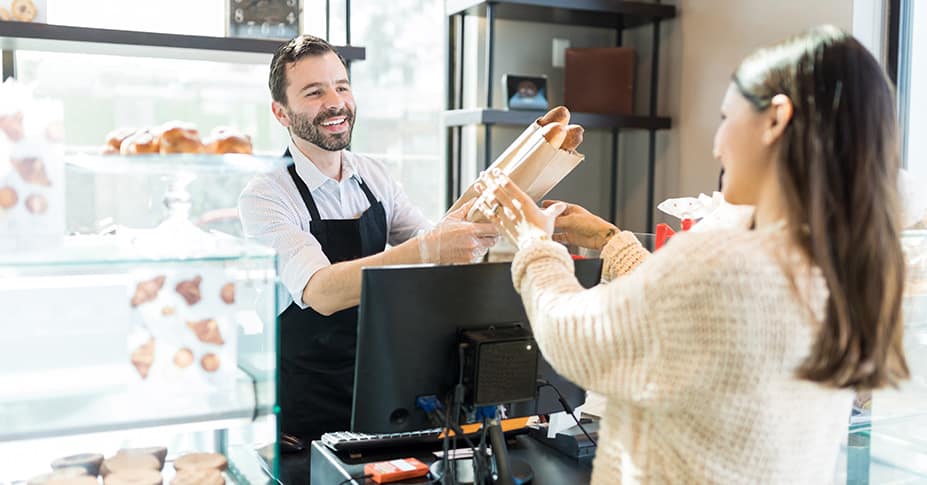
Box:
[538,106,570,126]
[539,124,567,149]
[561,125,585,152]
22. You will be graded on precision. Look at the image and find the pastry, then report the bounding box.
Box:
[100,454,160,476]
[0,8,10,20]
[175,276,202,306]
[200,353,220,373]
[170,468,224,485]
[158,123,203,154]
[46,477,99,485]
[155,121,197,138]
[204,129,252,154]
[11,0,37,22]
[538,106,569,126]
[220,282,235,304]
[173,452,228,472]
[0,111,23,141]
[25,193,48,214]
[0,186,17,208]
[130,338,155,379]
[186,319,224,345]
[11,157,51,186]
[173,348,194,368]
[27,468,89,485]
[103,469,162,485]
[120,130,160,155]
[561,125,584,152]
[116,447,168,470]
[540,123,567,148]
[131,275,166,307]
[51,453,104,476]
[104,128,136,153]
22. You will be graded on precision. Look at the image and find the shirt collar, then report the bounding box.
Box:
[288,138,358,192]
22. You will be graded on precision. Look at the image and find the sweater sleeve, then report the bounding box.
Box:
[511,232,751,408]
[600,231,651,282]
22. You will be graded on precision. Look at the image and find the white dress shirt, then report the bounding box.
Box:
[239,140,432,310]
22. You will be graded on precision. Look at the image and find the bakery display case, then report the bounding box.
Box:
[0,153,287,484]
[839,229,927,483]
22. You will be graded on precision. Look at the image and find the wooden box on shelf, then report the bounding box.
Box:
[564,47,636,115]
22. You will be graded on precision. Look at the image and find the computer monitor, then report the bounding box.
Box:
[352,259,602,434]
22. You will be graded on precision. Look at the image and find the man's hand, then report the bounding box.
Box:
[418,200,499,264]
[473,169,568,248]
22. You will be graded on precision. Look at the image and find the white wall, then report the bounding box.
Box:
[461,0,855,232]
[646,0,855,231]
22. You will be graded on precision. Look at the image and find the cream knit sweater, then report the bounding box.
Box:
[512,227,854,484]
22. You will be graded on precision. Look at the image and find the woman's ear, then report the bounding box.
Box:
[763,94,793,145]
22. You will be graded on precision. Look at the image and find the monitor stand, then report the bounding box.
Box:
[429,419,534,485]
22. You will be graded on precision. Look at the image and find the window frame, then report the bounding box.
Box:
[890,0,914,168]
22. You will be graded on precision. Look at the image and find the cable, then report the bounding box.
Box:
[538,380,597,447]
[337,474,373,485]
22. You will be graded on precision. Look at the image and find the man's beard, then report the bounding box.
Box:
[288,107,355,151]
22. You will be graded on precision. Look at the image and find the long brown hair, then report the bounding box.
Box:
[733,26,909,390]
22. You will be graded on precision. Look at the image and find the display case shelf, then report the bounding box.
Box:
[443,108,672,130]
[66,153,294,176]
[445,0,677,29]
[0,367,273,442]
[0,233,275,268]
[0,20,365,64]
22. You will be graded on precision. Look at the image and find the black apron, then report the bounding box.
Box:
[278,154,387,440]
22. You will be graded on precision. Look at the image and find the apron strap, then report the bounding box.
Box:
[287,164,323,222]
[356,177,380,206]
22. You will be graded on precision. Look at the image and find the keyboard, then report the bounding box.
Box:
[320,427,449,453]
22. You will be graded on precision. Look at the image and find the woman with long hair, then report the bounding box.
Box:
[475,25,908,483]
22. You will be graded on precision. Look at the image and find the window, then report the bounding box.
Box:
[899,0,925,181]
[16,0,446,226]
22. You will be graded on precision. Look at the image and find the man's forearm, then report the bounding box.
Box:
[300,236,422,316]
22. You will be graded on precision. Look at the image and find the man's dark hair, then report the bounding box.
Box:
[269,35,347,105]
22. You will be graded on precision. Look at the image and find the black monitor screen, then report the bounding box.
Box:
[352,259,602,434]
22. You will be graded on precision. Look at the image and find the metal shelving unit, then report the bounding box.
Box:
[445,0,675,228]
[0,20,365,76]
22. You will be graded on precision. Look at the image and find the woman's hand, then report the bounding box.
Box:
[541,200,619,250]
[473,169,568,248]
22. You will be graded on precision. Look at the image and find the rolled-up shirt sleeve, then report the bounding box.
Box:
[239,176,330,309]
[386,176,432,246]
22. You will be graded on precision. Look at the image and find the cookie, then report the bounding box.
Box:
[51,453,104,476]
[27,467,89,485]
[186,319,224,345]
[131,275,166,307]
[173,348,194,368]
[173,452,227,472]
[130,338,155,379]
[170,468,224,485]
[103,469,162,485]
[220,283,235,304]
[0,186,17,209]
[25,193,48,214]
[200,353,220,373]
[175,276,202,305]
[11,0,37,22]
[100,454,160,476]
[116,447,168,470]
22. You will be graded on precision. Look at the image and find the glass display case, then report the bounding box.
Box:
[839,229,927,484]
[0,153,287,484]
